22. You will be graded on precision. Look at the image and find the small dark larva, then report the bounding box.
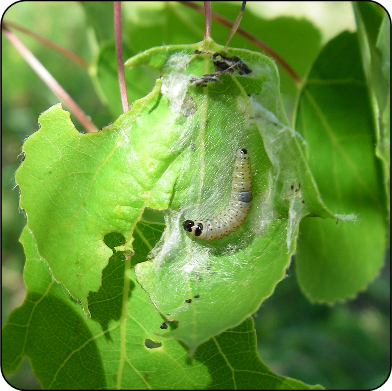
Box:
[211,53,252,76]
[183,148,252,241]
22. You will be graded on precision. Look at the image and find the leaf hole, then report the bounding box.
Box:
[144,339,162,349]
[104,232,126,249]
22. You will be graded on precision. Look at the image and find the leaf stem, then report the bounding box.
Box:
[114,1,129,113]
[204,1,211,40]
[3,26,99,133]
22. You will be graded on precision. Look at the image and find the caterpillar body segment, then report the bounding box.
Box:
[183,148,252,241]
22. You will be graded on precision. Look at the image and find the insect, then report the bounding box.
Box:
[211,52,252,75]
[190,51,252,87]
[189,73,223,87]
[183,148,252,241]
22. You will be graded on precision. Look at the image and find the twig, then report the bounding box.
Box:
[204,2,211,39]
[2,20,89,70]
[3,26,98,133]
[114,1,129,113]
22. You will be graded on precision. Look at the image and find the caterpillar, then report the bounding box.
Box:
[183,148,252,241]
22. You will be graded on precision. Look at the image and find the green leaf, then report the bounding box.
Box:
[376,15,390,183]
[353,3,390,211]
[353,1,384,46]
[2,227,322,390]
[125,39,343,352]
[15,37,341,354]
[4,3,389,388]
[295,31,388,303]
[377,15,390,85]
[15,80,180,312]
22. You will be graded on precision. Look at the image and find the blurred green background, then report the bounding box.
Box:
[2,2,390,389]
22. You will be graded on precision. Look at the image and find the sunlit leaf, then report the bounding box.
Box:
[2,227,322,390]
[295,31,387,303]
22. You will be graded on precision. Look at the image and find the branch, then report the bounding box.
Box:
[3,26,98,133]
[204,1,211,39]
[114,1,129,113]
[2,20,89,70]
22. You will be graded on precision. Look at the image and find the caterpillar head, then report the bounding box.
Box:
[183,220,203,237]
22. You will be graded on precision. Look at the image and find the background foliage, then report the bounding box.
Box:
[2,2,390,389]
